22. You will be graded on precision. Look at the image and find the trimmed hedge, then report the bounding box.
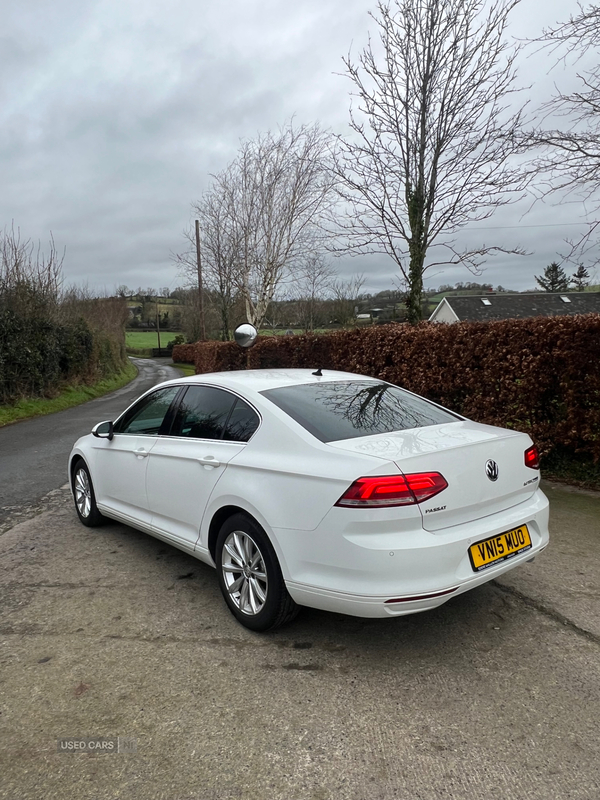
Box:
[171,343,197,364]
[183,315,600,461]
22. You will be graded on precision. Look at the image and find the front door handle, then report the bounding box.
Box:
[133,448,149,458]
[198,456,221,468]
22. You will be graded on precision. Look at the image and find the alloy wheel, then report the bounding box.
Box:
[221,531,268,615]
[74,467,92,519]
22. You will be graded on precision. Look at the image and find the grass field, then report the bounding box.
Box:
[126,331,179,350]
[125,330,332,349]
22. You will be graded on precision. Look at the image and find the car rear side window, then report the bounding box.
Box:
[114,386,181,436]
[261,381,458,442]
[170,387,259,442]
[224,399,260,442]
[170,386,237,440]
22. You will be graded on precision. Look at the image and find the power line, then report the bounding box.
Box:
[469,222,586,231]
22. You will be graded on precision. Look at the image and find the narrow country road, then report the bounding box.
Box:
[0,358,181,527]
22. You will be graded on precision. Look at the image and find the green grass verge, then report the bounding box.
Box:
[0,361,138,427]
[172,362,196,377]
[126,348,153,357]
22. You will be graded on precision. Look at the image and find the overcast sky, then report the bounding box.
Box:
[1,0,597,296]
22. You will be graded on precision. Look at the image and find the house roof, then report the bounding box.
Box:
[429,292,600,323]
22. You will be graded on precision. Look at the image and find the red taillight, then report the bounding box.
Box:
[335,472,448,508]
[524,445,540,470]
[405,472,449,502]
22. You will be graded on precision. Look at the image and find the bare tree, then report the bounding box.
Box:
[60,285,129,341]
[290,254,336,332]
[262,297,288,334]
[330,274,365,326]
[525,4,600,262]
[213,122,337,329]
[335,0,527,324]
[181,185,241,341]
[177,123,336,336]
[0,225,63,317]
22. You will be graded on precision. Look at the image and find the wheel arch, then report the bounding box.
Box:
[207,505,259,564]
[69,453,87,492]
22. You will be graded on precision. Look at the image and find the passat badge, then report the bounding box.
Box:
[485,459,499,482]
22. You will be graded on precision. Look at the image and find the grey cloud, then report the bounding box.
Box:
[0,0,597,294]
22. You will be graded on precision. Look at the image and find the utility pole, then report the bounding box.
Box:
[156,300,161,351]
[195,219,206,341]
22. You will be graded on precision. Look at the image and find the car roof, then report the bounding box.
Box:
[163,368,375,394]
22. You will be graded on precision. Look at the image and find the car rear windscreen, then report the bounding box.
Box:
[261,381,459,442]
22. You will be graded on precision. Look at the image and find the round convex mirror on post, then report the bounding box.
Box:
[234,324,258,348]
[233,323,258,368]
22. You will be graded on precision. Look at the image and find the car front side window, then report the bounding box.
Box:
[113,386,181,436]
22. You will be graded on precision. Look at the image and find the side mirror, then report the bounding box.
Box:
[233,323,258,349]
[92,421,114,441]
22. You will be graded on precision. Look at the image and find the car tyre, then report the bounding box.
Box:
[216,513,299,632]
[72,459,105,528]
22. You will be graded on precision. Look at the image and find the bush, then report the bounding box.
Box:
[187,316,600,462]
[0,309,128,405]
[167,334,186,352]
[171,343,197,363]
[0,310,61,401]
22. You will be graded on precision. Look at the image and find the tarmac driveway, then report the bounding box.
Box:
[0,481,598,800]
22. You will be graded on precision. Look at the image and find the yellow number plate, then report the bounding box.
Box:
[469,525,532,572]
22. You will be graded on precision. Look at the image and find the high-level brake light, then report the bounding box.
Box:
[335,472,448,508]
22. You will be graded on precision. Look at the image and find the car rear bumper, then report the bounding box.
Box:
[277,488,549,618]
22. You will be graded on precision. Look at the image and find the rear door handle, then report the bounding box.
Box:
[133,448,149,458]
[199,456,221,468]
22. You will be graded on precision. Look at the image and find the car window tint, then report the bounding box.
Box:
[261,381,459,443]
[115,386,181,436]
[171,386,237,440]
[223,399,260,442]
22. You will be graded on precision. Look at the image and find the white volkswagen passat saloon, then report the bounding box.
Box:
[69,369,549,631]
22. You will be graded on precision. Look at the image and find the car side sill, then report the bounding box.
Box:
[96,506,199,558]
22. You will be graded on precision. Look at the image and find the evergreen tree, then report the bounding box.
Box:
[535,262,570,292]
[571,264,591,291]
